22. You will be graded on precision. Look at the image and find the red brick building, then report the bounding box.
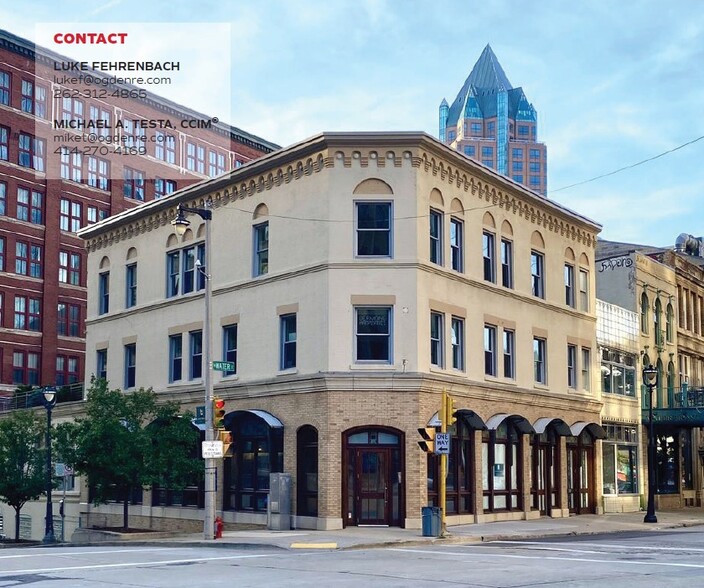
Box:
[0,28,278,395]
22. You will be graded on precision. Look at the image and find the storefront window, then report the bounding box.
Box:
[600,350,636,397]
[602,424,638,495]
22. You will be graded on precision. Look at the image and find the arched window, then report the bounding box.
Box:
[654,299,662,346]
[296,425,318,517]
[656,358,664,407]
[666,304,674,342]
[223,411,284,513]
[667,361,676,406]
[641,292,649,334]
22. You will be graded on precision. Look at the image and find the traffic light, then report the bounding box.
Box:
[213,397,225,429]
[417,427,436,454]
[445,393,457,427]
[219,429,233,458]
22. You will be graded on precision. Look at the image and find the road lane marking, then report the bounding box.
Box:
[0,553,275,575]
[0,548,183,559]
[389,548,704,569]
[490,540,704,552]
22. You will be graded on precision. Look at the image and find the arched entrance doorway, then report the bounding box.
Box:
[223,410,284,513]
[567,422,605,514]
[296,425,318,518]
[531,418,571,516]
[342,427,404,527]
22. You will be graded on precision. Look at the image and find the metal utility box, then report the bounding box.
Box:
[267,473,292,530]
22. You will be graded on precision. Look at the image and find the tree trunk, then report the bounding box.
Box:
[13,505,20,542]
[122,489,129,531]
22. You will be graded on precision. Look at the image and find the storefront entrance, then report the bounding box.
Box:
[531,433,559,516]
[343,427,404,527]
[567,432,596,514]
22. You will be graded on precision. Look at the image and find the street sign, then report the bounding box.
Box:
[195,405,205,424]
[202,440,224,459]
[435,432,450,455]
[212,360,235,372]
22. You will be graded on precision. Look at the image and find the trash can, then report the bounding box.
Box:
[421,506,441,537]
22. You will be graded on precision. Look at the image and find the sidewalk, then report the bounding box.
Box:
[154,509,704,551]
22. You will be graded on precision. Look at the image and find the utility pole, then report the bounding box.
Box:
[439,390,447,536]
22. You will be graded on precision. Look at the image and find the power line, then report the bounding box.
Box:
[550,134,704,194]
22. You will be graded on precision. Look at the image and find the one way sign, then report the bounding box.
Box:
[435,432,450,454]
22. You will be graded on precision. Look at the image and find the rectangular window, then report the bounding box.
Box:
[0,237,5,271]
[21,80,47,118]
[518,125,529,137]
[530,175,540,187]
[531,251,545,298]
[471,122,481,134]
[483,231,495,283]
[579,269,589,311]
[430,312,444,367]
[14,296,40,331]
[355,306,392,363]
[15,241,28,275]
[512,161,523,171]
[512,174,523,183]
[463,145,475,156]
[123,167,145,200]
[99,271,110,315]
[59,251,80,285]
[168,334,182,382]
[222,324,238,376]
[61,97,83,122]
[451,317,464,371]
[482,146,493,157]
[512,148,523,159]
[253,222,269,276]
[565,264,575,307]
[530,149,540,159]
[29,244,42,278]
[154,178,177,199]
[0,70,9,105]
[500,239,513,288]
[13,351,40,386]
[189,330,203,380]
[87,156,110,190]
[57,302,80,337]
[499,330,513,379]
[484,325,497,376]
[18,133,45,171]
[96,349,107,380]
[356,202,392,257]
[534,337,547,384]
[166,251,180,297]
[59,199,81,232]
[568,344,577,388]
[122,118,135,147]
[124,343,136,389]
[89,105,111,137]
[429,209,442,265]
[60,149,82,182]
[0,181,5,215]
[56,355,79,386]
[155,132,176,164]
[0,126,7,161]
[208,150,226,177]
[279,314,297,370]
[125,263,137,308]
[602,425,639,495]
[450,218,463,272]
[17,188,43,224]
[581,348,591,391]
[166,244,206,297]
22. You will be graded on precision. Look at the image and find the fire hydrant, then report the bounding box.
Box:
[214,516,224,539]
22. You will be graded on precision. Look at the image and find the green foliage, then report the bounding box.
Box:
[0,410,46,541]
[55,378,202,529]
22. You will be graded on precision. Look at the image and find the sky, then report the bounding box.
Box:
[3,0,703,247]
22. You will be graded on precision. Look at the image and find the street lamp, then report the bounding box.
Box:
[643,363,658,523]
[42,386,57,543]
[171,203,215,541]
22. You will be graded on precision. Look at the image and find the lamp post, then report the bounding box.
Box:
[171,203,215,541]
[42,386,57,543]
[643,363,658,523]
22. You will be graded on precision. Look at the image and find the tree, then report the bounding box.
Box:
[0,410,47,542]
[55,378,202,531]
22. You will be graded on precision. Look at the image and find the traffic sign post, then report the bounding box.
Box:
[212,361,235,372]
[202,440,224,459]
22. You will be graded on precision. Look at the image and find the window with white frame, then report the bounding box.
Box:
[450,218,463,271]
[565,264,575,308]
[601,349,636,397]
[484,324,497,376]
[451,317,464,370]
[98,271,109,315]
[166,244,205,297]
[168,334,182,383]
[430,312,443,367]
[125,263,137,308]
[356,202,392,257]
[253,222,269,276]
[531,251,545,298]
[429,209,442,265]
[483,231,496,283]
[280,314,297,370]
[533,337,547,384]
[503,329,515,379]
[355,306,392,363]
[581,348,591,391]
[222,324,237,376]
[578,269,589,311]
[96,349,107,380]
[124,343,136,388]
[501,239,513,288]
[189,330,202,380]
[567,344,577,388]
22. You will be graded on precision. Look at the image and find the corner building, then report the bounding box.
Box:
[0,29,277,396]
[80,132,603,531]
